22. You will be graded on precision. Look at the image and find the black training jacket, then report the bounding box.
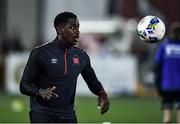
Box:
[20,38,104,118]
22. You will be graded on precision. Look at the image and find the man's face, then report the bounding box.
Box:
[59,18,80,46]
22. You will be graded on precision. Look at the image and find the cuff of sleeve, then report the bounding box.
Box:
[99,90,107,96]
[35,88,42,96]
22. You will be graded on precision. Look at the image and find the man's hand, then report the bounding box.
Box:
[37,86,58,101]
[97,91,110,114]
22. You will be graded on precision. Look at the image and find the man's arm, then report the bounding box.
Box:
[20,49,41,96]
[153,43,164,96]
[81,64,104,95]
[20,49,58,100]
[81,52,110,114]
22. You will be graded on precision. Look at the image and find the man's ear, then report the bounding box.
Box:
[57,25,64,34]
[60,28,65,32]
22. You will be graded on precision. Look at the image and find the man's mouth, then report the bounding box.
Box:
[73,36,79,42]
[75,38,79,42]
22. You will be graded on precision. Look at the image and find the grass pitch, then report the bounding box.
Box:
[0,92,163,123]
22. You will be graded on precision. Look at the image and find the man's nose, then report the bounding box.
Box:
[75,29,80,35]
[77,30,80,34]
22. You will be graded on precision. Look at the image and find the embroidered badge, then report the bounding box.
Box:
[73,57,79,64]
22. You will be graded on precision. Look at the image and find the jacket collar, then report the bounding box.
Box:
[53,37,71,49]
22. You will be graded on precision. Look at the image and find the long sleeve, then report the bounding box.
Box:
[154,43,164,95]
[20,49,41,96]
[81,53,105,96]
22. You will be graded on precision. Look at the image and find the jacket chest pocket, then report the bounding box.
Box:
[42,57,66,78]
[67,56,84,77]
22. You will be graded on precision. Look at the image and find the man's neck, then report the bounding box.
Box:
[56,35,72,48]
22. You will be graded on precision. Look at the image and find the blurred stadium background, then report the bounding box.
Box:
[0,0,180,123]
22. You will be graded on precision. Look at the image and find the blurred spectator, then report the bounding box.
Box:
[0,31,24,90]
[0,32,24,55]
[154,22,180,123]
[130,34,156,85]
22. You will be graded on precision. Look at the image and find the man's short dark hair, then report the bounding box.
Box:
[54,11,77,28]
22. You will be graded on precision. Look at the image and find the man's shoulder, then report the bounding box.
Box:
[35,42,51,49]
[73,46,89,56]
[72,47,90,61]
[30,42,53,55]
[35,42,52,49]
[73,46,86,53]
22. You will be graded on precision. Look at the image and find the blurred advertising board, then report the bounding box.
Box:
[5,52,29,95]
[5,53,137,96]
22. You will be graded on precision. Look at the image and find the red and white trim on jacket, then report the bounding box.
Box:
[64,48,68,75]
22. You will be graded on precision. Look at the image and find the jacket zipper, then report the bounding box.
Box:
[64,48,68,75]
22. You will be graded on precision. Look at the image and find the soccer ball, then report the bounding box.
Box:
[137,15,166,43]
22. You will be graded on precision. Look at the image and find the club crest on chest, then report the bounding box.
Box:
[72,57,79,64]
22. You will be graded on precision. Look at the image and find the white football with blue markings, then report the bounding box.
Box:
[137,15,166,43]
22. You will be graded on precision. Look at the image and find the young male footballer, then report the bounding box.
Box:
[20,11,110,123]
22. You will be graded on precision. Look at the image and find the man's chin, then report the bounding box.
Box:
[73,39,79,44]
[67,38,79,46]
[68,41,77,46]
[74,38,79,42]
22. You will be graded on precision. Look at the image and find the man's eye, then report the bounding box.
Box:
[71,26,79,30]
[69,26,74,29]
